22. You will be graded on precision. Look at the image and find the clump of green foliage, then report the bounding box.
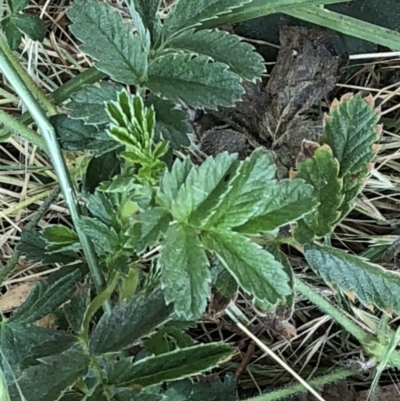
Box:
[1,0,400,400]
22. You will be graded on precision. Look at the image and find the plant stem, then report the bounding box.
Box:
[0,185,60,286]
[0,47,111,314]
[295,278,371,344]
[0,109,46,150]
[245,367,358,401]
[0,33,56,115]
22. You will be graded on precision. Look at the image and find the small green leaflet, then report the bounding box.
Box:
[168,28,265,81]
[294,144,343,243]
[144,326,194,355]
[147,54,244,109]
[68,82,121,125]
[321,93,381,220]
[164,0,252,34]
[211,259,238,300]
[8,0,29,14]
[10,270,82,324]
[202,230,291,308]
[64,285,89,334]
[12,14,46,41]
[68,0,148,84]
[7,346,89,401]
[42,225,80,253]
[107,343,234,387]
[159,224,210,320]
[126,0,151,51]
[305,242,400,314]
[3,18,22,50]
[89,289,173,355]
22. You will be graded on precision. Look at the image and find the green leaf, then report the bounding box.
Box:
[144,326,194,355]
[321,93,380,219]
[42,224,80,253]
[304,242,400,314]
[68,0,148,84]
[64,285,89,333]
[98,174,137,193]
[114,387,164,401]
[160,152,237,223]
[8,0,29,14]
[52,115,119,156]
[164,0,251,34]
[8,346,89,401]
[85,191,119,228]
[0,323,76,381]
[17,230,77,264]
[211,259,238,300]
[202,230,291,308]
[77,216,119,254]
[107,343,234,387]
[13,14,46,42]
[127,0,161,45]
[127,207,171,254]
[147,96,191,149]
[168,28,265,81]
[84,150,121,193]
[159,224,210,320]
[10,270,81,324]
[68,83,121,125]
[190,373,236,401]
[294,144,343,243]
[4,18,22,50]
[233,179,317,235]
[147,54,244,109]
[90,289,173,355]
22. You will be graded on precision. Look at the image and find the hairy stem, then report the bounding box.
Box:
[295,278,371,344]
[0,47,111,314]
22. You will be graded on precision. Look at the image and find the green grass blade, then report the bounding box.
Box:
[284,6,400,51]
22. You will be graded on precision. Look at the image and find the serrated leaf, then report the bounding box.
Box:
[52,115,119,156]
[0,323,76,381]
[107,343,233,387]
[85,191,119,228]
[127,0,161,45]
[294,145,343,243]
[233,179,317,235]
[90,289,172,355]
[202,230,291,308]
[98,174,137,193]
[64,285,89,333]
[68,83,121,125]
[8,0,29,14]
[321,93,380,219]
[68,0,148,84]
[159,224,210,320]
[159,152,237,223]
[127,207,171,254]
[146,96,191,149]
[77,216,119,254]
[190,373,236,401]
[168,28,265,81]
[147,54,244,109]
[164,0,251,34]
[144,326,194,355]
[126,0,151,51]
[304,242,400,314]
[4,18,22,50]
[211,260,238,300]
[17,230,76,265]
[42,224,80,253]
[13,14,46,42]
[10,270,82,324]
[8,346,89,401]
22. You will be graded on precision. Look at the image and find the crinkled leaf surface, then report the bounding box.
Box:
[68,83,121,125]
[168,28,265,81]
[8,346,89,401]
[146,96,191,149]
[164,0,251,34]
[52,115,119,156]
[202,230,291,308]
[294,145,343,243]
[128,0,161,44]
[68,0,147,84]
[159,224,210,320]
[147,54,244,109]
[90,289,172,355]
[321,93,380,219]
[0,323,76,381]
[10,270,82,324]
[233,179,317,235]
[305,242,400,314]
[12,14,46,42]
[107,343,233,387]
[64,285,89,333]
